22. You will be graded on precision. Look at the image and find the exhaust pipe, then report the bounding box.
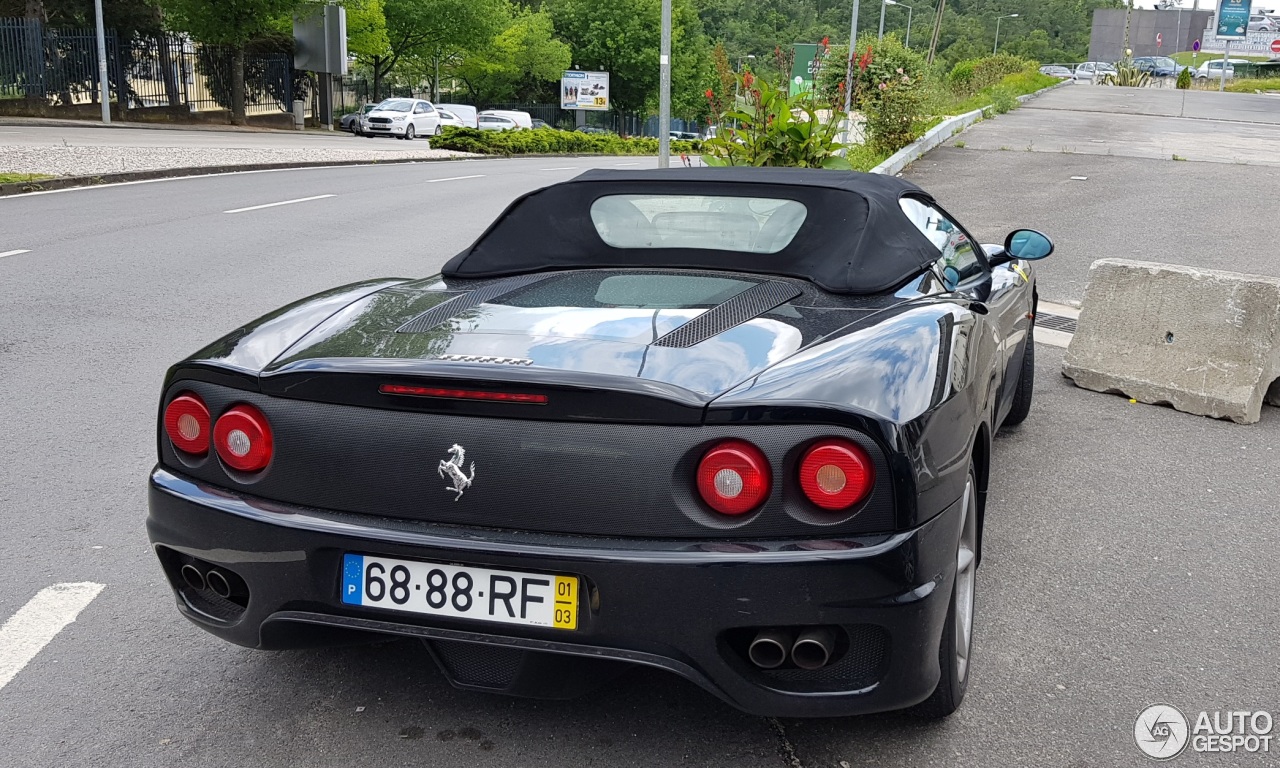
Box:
[206,569,232,599]
[180,564,206,591]
[747,628,793,669]
[791,627,836,670]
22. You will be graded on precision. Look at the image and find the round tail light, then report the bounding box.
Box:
[213,404,274,472]
[696,440,771,515]
[798,439,874,510]
[163,393,211,455]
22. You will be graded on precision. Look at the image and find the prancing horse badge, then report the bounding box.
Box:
[438,444,476,501]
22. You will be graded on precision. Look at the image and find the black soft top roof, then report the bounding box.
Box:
[441,167,943,295]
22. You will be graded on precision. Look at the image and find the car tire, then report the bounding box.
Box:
[1003,321,1035,427]
[405,125,415,141]
[909,468,977,720]
[434,124,442,136]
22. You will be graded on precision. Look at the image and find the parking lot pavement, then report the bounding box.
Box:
[904,87,1280,303]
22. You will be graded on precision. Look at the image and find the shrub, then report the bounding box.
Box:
[432,127,699,156]
[1176,68,1192,89]
[1102,57,1152,88]
[989,85,1020,114]
[948,54,1037,96]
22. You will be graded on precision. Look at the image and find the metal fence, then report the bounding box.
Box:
[1,18,293,116]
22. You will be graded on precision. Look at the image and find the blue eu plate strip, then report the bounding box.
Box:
[341,554,364,605]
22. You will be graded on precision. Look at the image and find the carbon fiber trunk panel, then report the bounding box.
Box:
[164,381,897,539]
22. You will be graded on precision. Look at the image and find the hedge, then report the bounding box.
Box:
[432,127,701,156]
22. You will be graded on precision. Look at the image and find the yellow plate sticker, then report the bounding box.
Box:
[553,576,578,630]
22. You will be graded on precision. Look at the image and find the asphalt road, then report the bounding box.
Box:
[0,119,437,150]
[2,92,1279,768]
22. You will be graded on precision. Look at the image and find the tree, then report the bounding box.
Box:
[366,0,506,101]
[451,7,572,105]
[345,0,391,63]
[156,0,305,124]
[547,0,710,117]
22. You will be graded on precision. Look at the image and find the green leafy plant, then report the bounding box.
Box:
[1102,57,1151,87]
[700,70,849,168]
[948,54,1036,96]
[1176,67,1192,89]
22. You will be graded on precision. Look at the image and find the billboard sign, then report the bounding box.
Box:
[1215,0,1252,39]
[789,44,824,96]
[561,71,610,111]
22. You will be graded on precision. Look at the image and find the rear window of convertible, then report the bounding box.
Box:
[589,194,808,254]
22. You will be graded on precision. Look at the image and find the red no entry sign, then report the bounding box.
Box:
[1156,33,1163,47]
[1272,39,1280,53]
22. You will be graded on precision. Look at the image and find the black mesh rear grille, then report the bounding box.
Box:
[429,640,525,688]
[397,274,553,334]
[652,281,802,348]
[760,625,888,690]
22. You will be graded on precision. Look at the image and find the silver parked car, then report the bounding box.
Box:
[1073,62,1117,82]
[360,98,441,141]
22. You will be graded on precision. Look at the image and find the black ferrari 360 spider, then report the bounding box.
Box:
[148,168,1052,718]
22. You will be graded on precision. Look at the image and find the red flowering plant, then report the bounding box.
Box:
[816,34,932,154]
[701,62,851,169]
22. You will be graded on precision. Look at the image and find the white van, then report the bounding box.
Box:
[479,109,533,130]
[435,103,478,128]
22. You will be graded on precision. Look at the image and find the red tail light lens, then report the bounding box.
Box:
[696,440,771,515]
[163,393,210,455]
[798,439,874,510]
[213,404,274,472]
[379,384,548,404]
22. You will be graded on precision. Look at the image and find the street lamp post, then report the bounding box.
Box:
[843,0,861,115]
[658,0,671,167]
[994,13,1018,55]
[884,0,915,48]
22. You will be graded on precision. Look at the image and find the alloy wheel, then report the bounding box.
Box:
[954,476,977,683]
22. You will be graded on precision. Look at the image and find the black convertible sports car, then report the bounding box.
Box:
[147,168,1052,718]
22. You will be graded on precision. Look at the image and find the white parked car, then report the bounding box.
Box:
[437,109,467,130]
[478,114,520,131]
[1073,62,1117,82]
[360,98,440,140]
[436,103,478,128]
[479,109,533,129]
[1195,60,1235,80]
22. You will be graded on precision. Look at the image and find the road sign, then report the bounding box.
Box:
[1272,39,1280,53]
[1156,33,1163,48]
[1193,38,1201,52]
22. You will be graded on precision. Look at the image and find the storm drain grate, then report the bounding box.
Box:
[1037,312,1077,334]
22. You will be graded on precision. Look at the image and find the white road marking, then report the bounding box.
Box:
[613,162,640,167]
[539,167,578,171]
[0,582,104,692]
[0,249,32,258]
[223,194,335,214]
[425,174,485,183]
[1039,300,1080,320]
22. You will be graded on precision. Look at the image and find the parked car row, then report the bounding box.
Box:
[1047,56,1252,83]
[339,100,546,139]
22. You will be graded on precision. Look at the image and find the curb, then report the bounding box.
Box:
[870,79,1074,176]
[0,155,479,197]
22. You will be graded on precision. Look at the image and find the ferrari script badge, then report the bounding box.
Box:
[438,444,476,501]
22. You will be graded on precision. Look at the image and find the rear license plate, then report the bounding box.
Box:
[341,553,578,630]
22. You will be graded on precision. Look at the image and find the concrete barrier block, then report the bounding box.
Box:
[1062,259,1280,424]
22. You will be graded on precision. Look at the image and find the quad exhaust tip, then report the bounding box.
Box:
[747,628,793,669]
[180,564,206,592]
[206,570,232,599]
[791,627,836,670]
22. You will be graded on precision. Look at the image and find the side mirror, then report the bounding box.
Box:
[1004,229,1054,260]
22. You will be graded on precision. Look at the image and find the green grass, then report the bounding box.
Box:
[0,172,54,184]
[943,71,1059,116]
[1226,76,1280,92]
[1169,51,1270,66]
[845,143,890,172]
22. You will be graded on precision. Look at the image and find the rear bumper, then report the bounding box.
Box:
[146,466,962,718]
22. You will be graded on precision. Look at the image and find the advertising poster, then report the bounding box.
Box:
[560,71,610,111]
[1215,0,1253,39]
[789,44,823,96]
